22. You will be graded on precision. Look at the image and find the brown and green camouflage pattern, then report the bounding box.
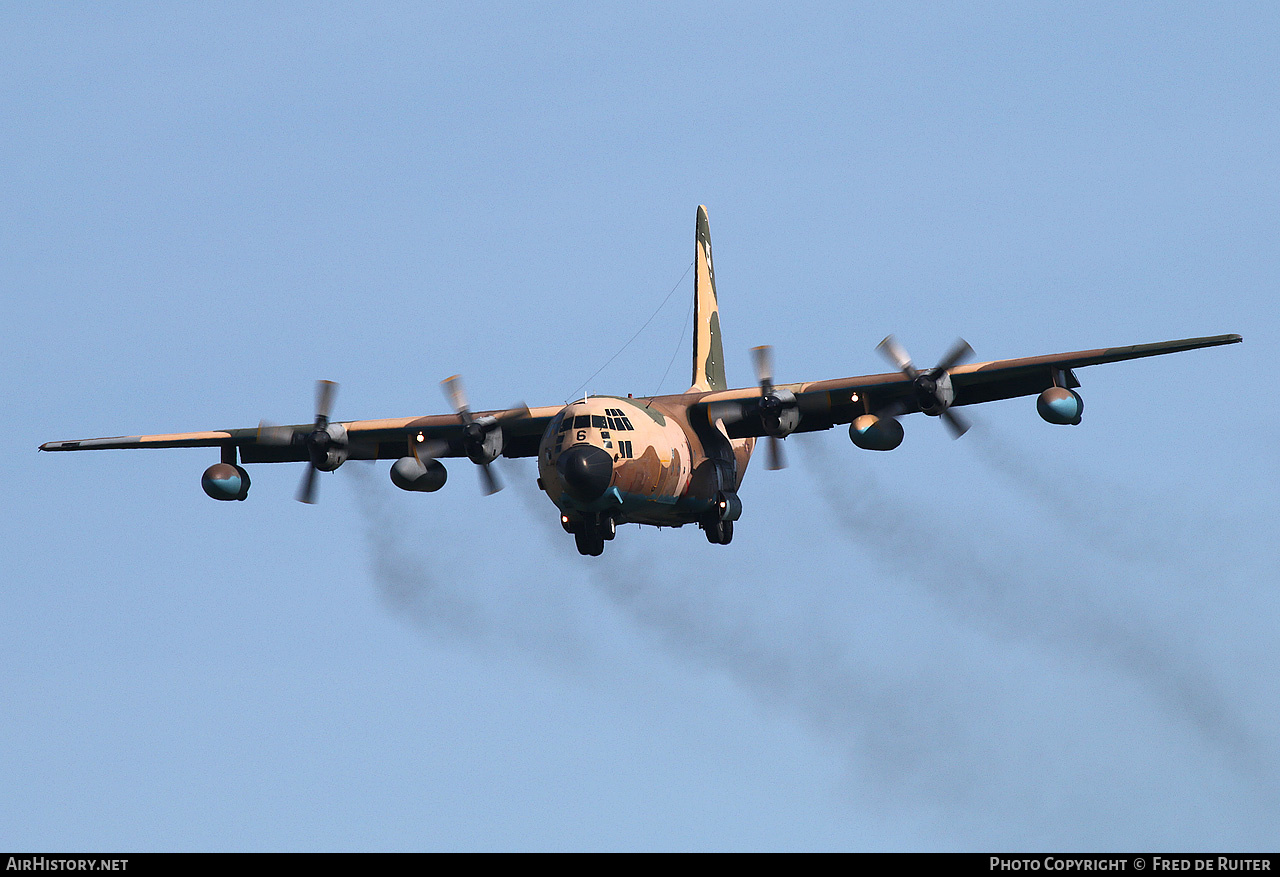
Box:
[43,332,1238,460]
[690,205,727,393]
[40,205,1241,534]
[682,333,1242,439]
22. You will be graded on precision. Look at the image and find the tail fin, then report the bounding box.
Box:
[690,205,727,392]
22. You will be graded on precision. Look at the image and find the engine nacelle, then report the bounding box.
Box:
[916,371,955,414]
[202,463,251,501]
[849,414,904,451]
[463,415,503,465]
[390,456,448,492]
[760,389,801,438]
[1037,387,1084,425]
[306,422,349,471]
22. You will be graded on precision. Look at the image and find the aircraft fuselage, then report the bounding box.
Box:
[537,395,754,531]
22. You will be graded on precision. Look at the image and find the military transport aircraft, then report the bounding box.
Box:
[41,207,1241,556]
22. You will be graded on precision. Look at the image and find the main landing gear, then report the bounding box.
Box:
[702,519,733,545]
[700,490,739,545]
[565,511,734,554]
[569,512,616,557]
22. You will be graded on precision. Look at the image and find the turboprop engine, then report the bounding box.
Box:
[257,379,351,504]
[304,421,349,472]
[876,335,974,438]
[751,345,800,470]
[461,414,503,466]
[441,375,514,495]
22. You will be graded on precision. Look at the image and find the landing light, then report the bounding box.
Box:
[851,393,859,402]
[416,432,425,442]
[561,515,570,525]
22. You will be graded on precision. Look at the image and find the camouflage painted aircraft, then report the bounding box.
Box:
[42,206,1241,556]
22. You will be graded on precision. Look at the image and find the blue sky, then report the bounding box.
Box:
[4,3,1277,851]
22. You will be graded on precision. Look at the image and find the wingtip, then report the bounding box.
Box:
[1202,333,1243,348]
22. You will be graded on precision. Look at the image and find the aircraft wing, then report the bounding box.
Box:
[699,333,1242,438]
[40,406,562,461]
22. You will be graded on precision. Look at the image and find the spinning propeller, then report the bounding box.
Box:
[751,345,795,470]
[875,335,974,438]
[440,375,528,495]
[704,346,800,469]
[259,379,349,504]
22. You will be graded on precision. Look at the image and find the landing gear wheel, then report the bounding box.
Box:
[599,513,617,542]
[704,519,734,545]
[575,529,605,557]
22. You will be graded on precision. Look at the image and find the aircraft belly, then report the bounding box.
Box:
[614,490,706,526]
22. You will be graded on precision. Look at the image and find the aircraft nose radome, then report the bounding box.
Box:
[557,444,613,502]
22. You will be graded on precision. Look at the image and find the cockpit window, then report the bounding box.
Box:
[573,415,591,429]
[592,408,634,431]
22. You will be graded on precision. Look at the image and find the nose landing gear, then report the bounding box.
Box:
[568,512,616,557]
[574,529,604,557]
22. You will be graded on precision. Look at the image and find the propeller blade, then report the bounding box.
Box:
[441,375,469,418]
[412,438,449,464]
[766,435,786,471]
[877,335,918,379]
[497,401,532,422]
[257,420,295,446]
[876,398,909,419]
[933,338,974,375]
[297,464,319,504]
[706,400,746,426]
[751,345,774,389]
[315,380,337,422]
[479,462,502,495]
[941,407,971,439]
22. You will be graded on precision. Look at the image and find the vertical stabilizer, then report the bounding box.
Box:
[690,205,727,392]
